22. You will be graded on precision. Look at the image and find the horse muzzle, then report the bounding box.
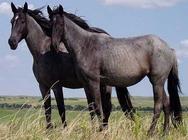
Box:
[8,38,18,50]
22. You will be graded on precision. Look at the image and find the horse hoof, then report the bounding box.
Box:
[98,124,108,132]
[103,124,108,130]
[63,122,67,128]
[46,123,53,130]
[162,131,169,137]
[97,125,104,132]
[147,130,154,137]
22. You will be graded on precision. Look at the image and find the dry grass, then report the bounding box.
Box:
[0,108,187,140]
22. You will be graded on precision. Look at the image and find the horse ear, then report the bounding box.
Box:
[59,5,64,14]
[47,5,52,15]
[23,2,28,13]
[11,2,18,13]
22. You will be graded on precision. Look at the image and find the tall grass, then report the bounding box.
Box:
[0,108,187,140]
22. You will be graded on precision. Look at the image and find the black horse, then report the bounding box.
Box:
[49,5,182,135]
[8,3,134,129]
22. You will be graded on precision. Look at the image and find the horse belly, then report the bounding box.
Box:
[101,52,149,86]
[101,67,147,86]
[59,76,83,88]
[37,61,83,89]
[102,73,146,87]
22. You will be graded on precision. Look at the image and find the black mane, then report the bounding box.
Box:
[51,7,110,35]
[64,12,109,35]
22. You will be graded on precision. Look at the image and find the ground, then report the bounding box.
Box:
[0,96,187,140]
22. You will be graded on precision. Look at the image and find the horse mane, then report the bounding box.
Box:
[64,12,109,35]
[52,7,110,35]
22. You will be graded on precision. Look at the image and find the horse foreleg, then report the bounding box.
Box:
[148,84,163,136]
[100,85,112,128]
[84,88,96,121]
[53,86,67,128]
[85,79,104,130]
[39,84,52,129]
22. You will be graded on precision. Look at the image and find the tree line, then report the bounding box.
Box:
[0,103,188,112]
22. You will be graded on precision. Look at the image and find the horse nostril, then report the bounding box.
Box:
[8,38,13,46]
[9,38,16,44]
[8,38,17,50]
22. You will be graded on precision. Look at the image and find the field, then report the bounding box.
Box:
[0,96,187,140]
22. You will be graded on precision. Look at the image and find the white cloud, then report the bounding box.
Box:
[180,40,188,47]
[176,39,188,61]
[28,4,35,10]
[101,0,185,8]
[0,2,35,16]
[0,54,21,68]
[0,2,12,16]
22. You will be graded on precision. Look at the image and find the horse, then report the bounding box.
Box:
[48,5,182,135]
[8,2,134,129]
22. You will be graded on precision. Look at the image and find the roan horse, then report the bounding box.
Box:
[48,5,182,135]
[8,3,134,129]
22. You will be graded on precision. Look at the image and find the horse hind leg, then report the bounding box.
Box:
[115,87,135,120]
[162,91,170,135]
[53,86,67,128]
[147,84,164,136]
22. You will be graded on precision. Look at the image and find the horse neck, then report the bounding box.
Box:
[25,15,51,60]
[63,16,92,57]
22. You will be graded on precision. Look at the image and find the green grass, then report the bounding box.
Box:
[0,109,16,122]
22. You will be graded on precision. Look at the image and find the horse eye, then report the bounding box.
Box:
[21,20,25,24]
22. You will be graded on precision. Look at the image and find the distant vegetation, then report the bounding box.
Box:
[0,96,188,112]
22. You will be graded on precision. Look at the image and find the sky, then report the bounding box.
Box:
[0,0,188,97]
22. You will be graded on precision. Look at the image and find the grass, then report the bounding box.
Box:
[0,96,187,140]
[0,108,187,140]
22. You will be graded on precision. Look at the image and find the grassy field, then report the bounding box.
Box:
[0,96,187,140]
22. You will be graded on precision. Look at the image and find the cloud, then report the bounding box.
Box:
[0,54,21,68]
[176,39,188,61]
[0,2,12,16]
[28,4,35,10]
[101,0,185,8]
[180,40,188,47]
[0,2,35,16]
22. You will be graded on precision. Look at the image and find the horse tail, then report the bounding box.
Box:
[168,55,182,127]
